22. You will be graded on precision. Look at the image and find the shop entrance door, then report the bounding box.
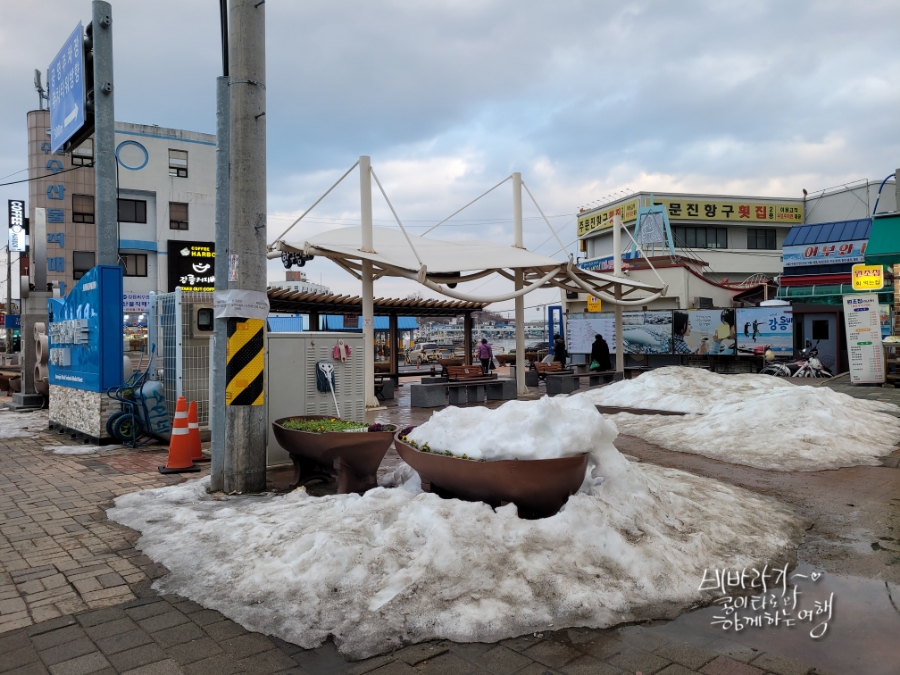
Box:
[801,314,838,372]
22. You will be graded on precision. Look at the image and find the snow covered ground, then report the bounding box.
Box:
[585,367,900,471]
[110,397,803,659]
[0,410,46,439]
[43,444,122,455]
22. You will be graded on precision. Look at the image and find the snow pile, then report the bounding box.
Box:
[0,410,46,439]
[44,445,122,455]
[586,367,900,471]
[408,395,621,466]
[588,367,797,413]
[110,400,803,659]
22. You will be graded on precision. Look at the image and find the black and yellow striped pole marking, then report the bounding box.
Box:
[226,318,265,406]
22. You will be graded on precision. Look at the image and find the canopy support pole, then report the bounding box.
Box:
[513,172,528,395]
[360,155,379,409]
[464,312,473,366]
[388,312,398,383]
[613,214,624,381]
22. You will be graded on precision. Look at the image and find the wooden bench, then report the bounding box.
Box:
[446,365,496,381]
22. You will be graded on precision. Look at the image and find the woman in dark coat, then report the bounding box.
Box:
[590,334,612,371]
[552,334,567,365]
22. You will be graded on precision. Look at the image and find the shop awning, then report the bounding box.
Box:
[864,214,900,266]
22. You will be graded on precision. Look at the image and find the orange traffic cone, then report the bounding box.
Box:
[158,396,200,474]
[187,400,208,462]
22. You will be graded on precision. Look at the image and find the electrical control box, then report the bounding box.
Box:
[265,331,366,466]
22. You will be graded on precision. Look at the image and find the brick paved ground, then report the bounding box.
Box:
[0,390,843,675]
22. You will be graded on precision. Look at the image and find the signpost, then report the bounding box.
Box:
[48,23,86,154]
[842,294,885,384]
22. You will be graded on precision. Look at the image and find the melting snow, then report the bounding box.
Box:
[0,410,46,439]
[585,367,900,471]
[44,445,122,455]
[110,398,803,659]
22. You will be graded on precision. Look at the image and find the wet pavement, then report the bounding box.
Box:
[2,373,898,674]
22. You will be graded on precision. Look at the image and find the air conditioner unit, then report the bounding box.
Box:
[692,296,713,309]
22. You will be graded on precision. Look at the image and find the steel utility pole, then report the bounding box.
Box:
[512,172,528,395]
[210,0,231,493]
[613,214,624,380]
[92,1,117,266]
[223,0,267,493]
[5,246,11,353]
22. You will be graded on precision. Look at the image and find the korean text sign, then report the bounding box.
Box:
[49,23,86,153]
[842,294,884,384]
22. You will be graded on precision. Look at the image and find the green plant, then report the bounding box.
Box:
[280,418,369,434]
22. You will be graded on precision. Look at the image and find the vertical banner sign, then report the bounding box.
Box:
[225,318,264,405]
[48,23,86,154]
[842,294,885,384]
[7,200,26,252]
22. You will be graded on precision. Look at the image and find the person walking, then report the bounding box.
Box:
[476,338,494,375]
[590,334,612,370]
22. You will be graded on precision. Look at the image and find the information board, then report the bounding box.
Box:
[49,23,86,153]
[842,294,885,384]
[567,311,672,355]
[673,309,736,355]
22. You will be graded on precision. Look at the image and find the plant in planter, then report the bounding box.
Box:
[394,426,587,519]
[272,416,397,495]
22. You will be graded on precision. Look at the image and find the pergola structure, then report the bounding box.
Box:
[268,157,668,406]
[267,287,487,380]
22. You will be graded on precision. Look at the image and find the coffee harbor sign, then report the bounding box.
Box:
[8,200,26,253]
[167,240,216,292]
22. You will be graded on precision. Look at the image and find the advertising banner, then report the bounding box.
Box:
[851,264,884,291]
[673,309,736,356]
[123,293,150,314]
[654,198,802,223]
[843,294,884,384]
[567,311,672,354]
[878,304,892,339]
[782,240,867,267]
[577,199,639,236]
[8,200,26,253]
[47,265,124,392]
[735,307,793,355]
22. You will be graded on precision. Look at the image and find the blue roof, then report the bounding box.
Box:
[322,316,418,331]
[783,218,872,247]
[267,316,307,332]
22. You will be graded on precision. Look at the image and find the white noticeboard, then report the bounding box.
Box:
[842,294,885,384]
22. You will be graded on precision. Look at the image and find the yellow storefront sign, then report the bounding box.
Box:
[577,197,803,238]
[577,199,639,236]
[653,199,803,224]
[852,264,884,291]
[586,296,602,312]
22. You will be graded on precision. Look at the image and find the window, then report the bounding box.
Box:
[117,198,147,223]
[747,228,777,250]
[672,226,728,249]
[71,139,93,167]
[73,251,95,280]
[812,320,830,340]
[169,202,189,230]
[120,254,148,277]
[72,194,95,224]
[168,149,188,177]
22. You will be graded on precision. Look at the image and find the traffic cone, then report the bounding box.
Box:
[187,400,208,462]
[158,396,200,474]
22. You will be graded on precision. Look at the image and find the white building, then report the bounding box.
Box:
[26,111,216,297]
[268,271,331,295]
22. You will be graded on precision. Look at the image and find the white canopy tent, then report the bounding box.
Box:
[268,157,667,405]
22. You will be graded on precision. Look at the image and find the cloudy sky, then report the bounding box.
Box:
[2,0,898,318]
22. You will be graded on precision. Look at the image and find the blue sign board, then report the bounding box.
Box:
[49,22,86,153]
[47,266,123,393]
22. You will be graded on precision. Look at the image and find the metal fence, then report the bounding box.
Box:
[148,289,214,428]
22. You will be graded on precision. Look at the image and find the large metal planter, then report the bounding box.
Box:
[272,416,397,495]
[394,430,588,519]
